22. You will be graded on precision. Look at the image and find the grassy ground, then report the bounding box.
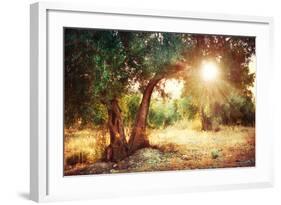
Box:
[64,122,255,176]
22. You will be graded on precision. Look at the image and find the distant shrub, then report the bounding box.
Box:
[148,105,166,128]
[178,97,198,120]
[211,149,220,159]
[220,95,255,126]
[148,99,183,129]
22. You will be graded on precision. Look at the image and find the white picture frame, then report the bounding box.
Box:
[30,1,274,202]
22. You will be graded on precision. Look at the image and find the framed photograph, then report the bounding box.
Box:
[30,2,274,202]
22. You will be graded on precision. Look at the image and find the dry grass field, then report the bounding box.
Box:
[64,121,255,175]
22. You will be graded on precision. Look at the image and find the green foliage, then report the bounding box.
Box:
[92,103,108,125]
[148,103,166,128]
[177,97,198,120]
[119,94,141,126]
[148,99,183,129]
[64,28,190,127]
[147,97,199,129]
[91,31,128,100]
[220,94,255,126]
[211,149,220,159]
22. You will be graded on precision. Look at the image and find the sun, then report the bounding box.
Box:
[201,61,219,82]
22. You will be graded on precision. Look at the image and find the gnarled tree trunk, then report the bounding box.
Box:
[105,99,128,162]
[129,76,163,153]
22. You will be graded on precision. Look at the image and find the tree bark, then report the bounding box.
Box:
[200,107,212,131]
[128,76,163,153]
[105,99,128,162]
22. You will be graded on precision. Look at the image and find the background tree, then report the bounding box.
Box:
[182,35,255,130]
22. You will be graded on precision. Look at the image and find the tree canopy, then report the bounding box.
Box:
[64,29,192,126]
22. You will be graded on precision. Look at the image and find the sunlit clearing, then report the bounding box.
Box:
[201,61,219,82]
[164,79,184,99]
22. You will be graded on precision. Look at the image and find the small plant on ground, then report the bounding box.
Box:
[211,149,220,159]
